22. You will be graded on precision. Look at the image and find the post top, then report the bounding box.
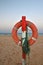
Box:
[22,16,26,20]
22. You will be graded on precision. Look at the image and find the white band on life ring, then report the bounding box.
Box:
[18,41,21,46]
[32,37,36,41]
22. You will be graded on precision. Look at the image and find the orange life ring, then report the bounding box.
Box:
[12,20,38,46]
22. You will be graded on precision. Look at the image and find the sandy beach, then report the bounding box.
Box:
[0,35,43,65]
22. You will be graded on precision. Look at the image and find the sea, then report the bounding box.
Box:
[0,33,43,36]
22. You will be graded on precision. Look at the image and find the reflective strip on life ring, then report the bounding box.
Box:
[12,20,38,46]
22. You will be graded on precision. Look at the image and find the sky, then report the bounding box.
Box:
[0,0,43,33]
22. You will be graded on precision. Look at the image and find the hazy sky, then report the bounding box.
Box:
[0,0,43,33]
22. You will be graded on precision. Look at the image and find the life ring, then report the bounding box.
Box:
[12,20,38,46]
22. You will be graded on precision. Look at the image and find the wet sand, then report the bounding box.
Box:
[0,35,43,65]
